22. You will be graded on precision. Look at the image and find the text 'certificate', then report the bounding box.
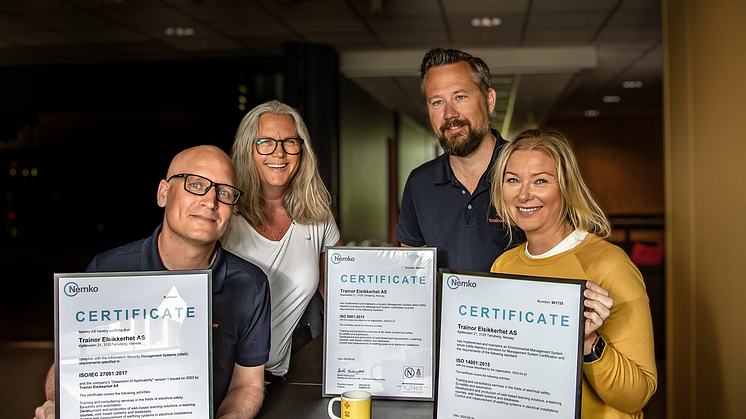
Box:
[54,271,212,419]
[324,247,436,400]
[436,270,585,419]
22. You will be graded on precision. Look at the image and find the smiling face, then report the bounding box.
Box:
[252,113,301,196]
[502,149,571,249]
[157,146,236,248]
[424,61,495,157]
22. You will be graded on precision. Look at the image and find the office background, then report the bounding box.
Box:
[1,0,743,418]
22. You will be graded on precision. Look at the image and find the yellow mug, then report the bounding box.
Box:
[327,390,371,419]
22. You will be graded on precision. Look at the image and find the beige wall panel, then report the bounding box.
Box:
[664,0,746,418]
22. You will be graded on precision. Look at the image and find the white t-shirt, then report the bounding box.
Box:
[222,213,341,375]
[525,229,588,259]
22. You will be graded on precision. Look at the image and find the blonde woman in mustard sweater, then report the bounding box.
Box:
[490,129,657,418]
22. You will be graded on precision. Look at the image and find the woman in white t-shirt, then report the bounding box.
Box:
[222,100,342,383]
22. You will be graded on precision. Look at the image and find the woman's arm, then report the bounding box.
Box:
[582,251,658,413]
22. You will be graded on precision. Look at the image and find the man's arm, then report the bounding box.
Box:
[34,364,55,419]
[215,364,265,419]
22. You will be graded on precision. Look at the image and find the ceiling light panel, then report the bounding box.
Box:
[471,17,502,27]
[440,0,527,14]
[533,0,620,13]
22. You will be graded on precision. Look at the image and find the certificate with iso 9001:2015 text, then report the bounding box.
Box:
[323,247,436,400]
[54,271,212,419]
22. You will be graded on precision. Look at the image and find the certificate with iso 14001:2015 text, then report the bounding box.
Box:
[436,270,585,419]
[54,271,212,419]
[323,247,436,400]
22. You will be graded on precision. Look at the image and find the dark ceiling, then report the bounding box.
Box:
[0,0,663,138]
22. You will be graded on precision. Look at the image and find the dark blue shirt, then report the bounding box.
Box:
[86,224,271,414]
[396,129,514,272]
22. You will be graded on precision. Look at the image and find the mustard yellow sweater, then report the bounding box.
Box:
[491,235,657,418]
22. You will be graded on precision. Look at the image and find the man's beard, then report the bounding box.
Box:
[438,114,490,157]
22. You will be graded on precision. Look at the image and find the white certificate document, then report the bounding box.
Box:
[54,271,212,419]
[323,247,436,400]
[436,270,585,419]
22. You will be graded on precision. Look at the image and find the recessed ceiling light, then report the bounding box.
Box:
[584,110,600,117]
[471,17,502,27]
[603,95,621,103]
[165,27,194,36]
[622,81,644,88]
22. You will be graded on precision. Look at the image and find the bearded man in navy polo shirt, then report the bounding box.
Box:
[396,48,517,272]
[35,145,270,419]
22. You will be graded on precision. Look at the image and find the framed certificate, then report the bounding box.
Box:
[435,269,585,419]
[54,270,213,419]
[323,247,436,400]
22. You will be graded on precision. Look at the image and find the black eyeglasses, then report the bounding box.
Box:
[167,173,243,205]
[254,137,304,155]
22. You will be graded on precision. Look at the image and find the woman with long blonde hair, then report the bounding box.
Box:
[491,129,657,418]
[222,100,343,383]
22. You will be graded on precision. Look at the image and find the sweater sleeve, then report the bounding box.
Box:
[581,245,658,413]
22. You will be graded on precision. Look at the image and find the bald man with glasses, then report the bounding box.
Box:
[35,145,271,419]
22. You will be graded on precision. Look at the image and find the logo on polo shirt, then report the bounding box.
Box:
[446,275,477,290]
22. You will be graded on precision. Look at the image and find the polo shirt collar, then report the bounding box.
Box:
[142,225,167,271]
[433,151,453,185]
[210,242,227,293]
[145,223,226,293]
[433,129,502,187]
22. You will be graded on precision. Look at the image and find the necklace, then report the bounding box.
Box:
[257,218,292,241]
[255,206,293,241]
[259,223,280,241]
[265,224,277,241]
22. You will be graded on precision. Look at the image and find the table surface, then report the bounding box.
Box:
[255,335,435,419]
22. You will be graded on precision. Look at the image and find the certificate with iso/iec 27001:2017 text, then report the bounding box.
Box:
[54,271,212,419]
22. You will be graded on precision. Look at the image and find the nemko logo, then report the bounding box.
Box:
[446,275,477,290]
[331,253,355,264]
[64,282,99,297]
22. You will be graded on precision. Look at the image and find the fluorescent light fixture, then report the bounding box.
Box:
[622,81,644,88]
[471,17,502,27]
[165,27,195,36]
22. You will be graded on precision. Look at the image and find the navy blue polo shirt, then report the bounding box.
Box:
[396,129,514,272]
[86,224,271,414]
